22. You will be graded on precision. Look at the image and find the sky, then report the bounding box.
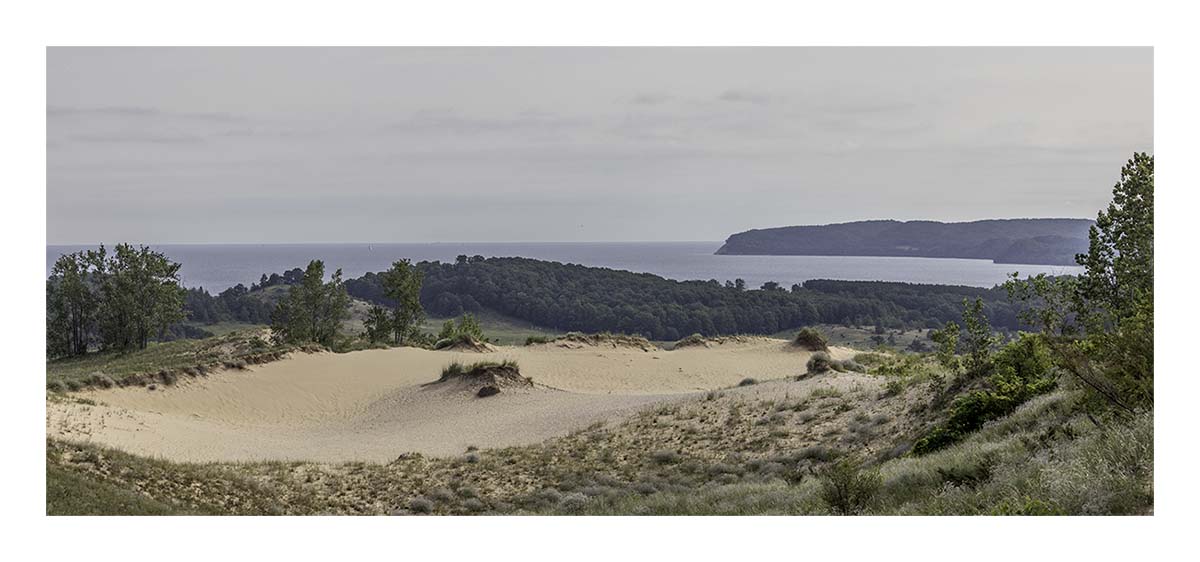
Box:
[47,47,1153,244]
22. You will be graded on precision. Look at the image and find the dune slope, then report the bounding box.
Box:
[46,339,853,462]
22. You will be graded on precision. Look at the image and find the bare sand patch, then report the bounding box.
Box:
[46,339,857,463]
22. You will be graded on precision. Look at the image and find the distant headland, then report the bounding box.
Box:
[715,218,1094,265]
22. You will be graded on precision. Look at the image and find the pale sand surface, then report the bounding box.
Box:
[46,339,856,463]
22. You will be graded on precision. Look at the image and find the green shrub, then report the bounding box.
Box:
[819,458,881,515]
[794,328,829,351]
[524,335,551,345]
[913,334,1057,455]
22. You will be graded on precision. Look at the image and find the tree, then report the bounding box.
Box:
[271,260,350,346]
[929,321,961,371]
[381,259,425,344]
[961,298,997,376]
[363,305,392,343]
[97,244,186,351]
[1005,153,1154,412]
[46,248,105,357]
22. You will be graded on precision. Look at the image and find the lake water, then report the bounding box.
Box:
[46,242,1083,293]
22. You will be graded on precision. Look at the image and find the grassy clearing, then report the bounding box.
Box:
[421,310,559,346]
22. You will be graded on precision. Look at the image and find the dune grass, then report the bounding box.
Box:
[45,331,301,390]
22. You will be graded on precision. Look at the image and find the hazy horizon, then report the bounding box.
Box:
[48,47,1151,245]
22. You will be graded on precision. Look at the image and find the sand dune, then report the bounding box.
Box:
[46,339,856,462]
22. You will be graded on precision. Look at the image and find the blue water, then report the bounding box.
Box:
[46,242,1083,293]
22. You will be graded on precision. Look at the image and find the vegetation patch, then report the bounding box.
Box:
[794,328,829,351]
[437,360,531,393]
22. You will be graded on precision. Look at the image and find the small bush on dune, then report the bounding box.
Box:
[807,352,834,374]
[524,335,551,345]
[794,328,829,351]
[738,377,758,387]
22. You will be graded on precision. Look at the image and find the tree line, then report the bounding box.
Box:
[343,258,1023,341]
[47,244,186,357]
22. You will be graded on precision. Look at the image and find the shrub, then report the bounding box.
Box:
[913,334,1057,455]
[650,450,681,464]
[88,373,115,389]
[807,352,834,374]
[524,335,551,345]
[819,458,881,515]
[738,377,758,387]
[832,359,866,372]
[408,497,434,514]
[795,328,829,351]
[461,498,487,513]
[47,381,66,393]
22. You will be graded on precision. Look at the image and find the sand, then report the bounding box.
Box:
[46,339,856,463]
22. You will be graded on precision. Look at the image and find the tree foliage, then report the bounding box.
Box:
[1005,152,1153,412]
[381,259,425,344]
[47,244,186,357]
[271,260,350,346]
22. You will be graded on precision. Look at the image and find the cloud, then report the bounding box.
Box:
[629,93,674,106]
[384,111,587,139]
[716,90,775,104]
[48,106,250,123]
[68,132,206,145]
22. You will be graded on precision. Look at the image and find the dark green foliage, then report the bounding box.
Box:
[363,305,392,343]
[342,258,1024,340]
[913,333,1056,455]
[46,249,103,357]
[819,458,882,515]
[381,259,426,344]
[181,284,274,326]
[47,244,186,356]
[794,327,828,350]
[270,260,350,346]
[98,244,188,351]
[1004,152,1154,412]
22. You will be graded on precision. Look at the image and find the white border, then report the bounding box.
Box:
[4,1,1195,561]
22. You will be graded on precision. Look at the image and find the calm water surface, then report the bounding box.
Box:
[46,242,1083,293]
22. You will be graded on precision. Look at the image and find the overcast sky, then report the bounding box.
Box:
[47,47,1152,244]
